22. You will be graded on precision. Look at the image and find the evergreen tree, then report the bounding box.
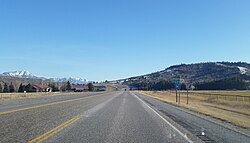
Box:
[180,83,187,90]
[87,83,94,91]
[48,83,59,92]
[18,83,25,92]
[0,83,2,93]
[3,83,9,93]
[9,82,15,92]
[66,81,71,91]
[61,83,66,92]
[25,84,33,92]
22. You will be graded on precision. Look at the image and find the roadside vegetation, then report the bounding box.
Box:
[129,76,249,91]
[0,81,99,100]
[136,90,250,129]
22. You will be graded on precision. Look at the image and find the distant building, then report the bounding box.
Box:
[94,86,106,91]
[32,84,52,92]
[72,84,89,92]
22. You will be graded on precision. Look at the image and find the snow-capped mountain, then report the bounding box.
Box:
[51,77,88,84]
[2,71,37,78]
[1,71,89,84]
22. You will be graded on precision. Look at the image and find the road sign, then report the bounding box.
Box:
[175,84,180,90]
[173,79,180,90]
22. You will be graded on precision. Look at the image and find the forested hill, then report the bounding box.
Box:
[116,62,250,90]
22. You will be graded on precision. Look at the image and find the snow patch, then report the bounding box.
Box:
[166,69,172,73]
[238,67,248,74]
[215,63,227,67]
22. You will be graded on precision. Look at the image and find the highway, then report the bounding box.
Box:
[0,91,249,143]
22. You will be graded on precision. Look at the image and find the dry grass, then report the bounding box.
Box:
[0,92,84,100]
[136,90,250,129]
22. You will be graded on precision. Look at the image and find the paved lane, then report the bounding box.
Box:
[45,91,193,143]
[0,92,121,143]
[0,92,105,112]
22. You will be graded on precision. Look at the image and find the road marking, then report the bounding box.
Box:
[28,115,80,143]
[0,93,107,115]
[131,92,194,143]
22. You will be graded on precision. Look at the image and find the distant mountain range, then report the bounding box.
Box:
[116,62,250,88]
[0,70,89,84]
[2,71,37,79]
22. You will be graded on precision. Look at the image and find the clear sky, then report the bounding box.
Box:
[0,0,249,81]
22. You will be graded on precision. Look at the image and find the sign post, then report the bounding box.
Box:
[186,85,189,104]
[179,90,180,104]
[173,79,180,103]
[176,89,178,102]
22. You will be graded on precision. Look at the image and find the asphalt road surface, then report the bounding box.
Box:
[0,91,249,143]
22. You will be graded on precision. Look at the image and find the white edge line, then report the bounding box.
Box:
[131,92,194,143]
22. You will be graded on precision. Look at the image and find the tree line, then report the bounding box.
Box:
[129,80,187,91]
[0,81,95,93]
[0,81,72,93]
[0,82,15,93]
[194,77,249,90]
[128,77,249,91]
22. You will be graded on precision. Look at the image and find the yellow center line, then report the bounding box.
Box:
[0,92,109,115]
[28,115,81,143]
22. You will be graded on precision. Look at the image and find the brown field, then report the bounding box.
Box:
[136,90,250,129]
[0,92,83,100]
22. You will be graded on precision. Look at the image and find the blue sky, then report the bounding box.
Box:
[0,0,249,81]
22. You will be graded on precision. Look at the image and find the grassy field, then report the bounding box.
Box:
[136,90,250,129]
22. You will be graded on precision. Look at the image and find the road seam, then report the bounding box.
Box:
[131,92,194,143]
[0,93,108,115]
[28,115,80,143]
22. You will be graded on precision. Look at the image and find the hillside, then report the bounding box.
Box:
[117,62,250,90]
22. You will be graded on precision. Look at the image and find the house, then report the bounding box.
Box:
[32,84,52,92]
[94,85,106,91]
[72,84,89,92]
